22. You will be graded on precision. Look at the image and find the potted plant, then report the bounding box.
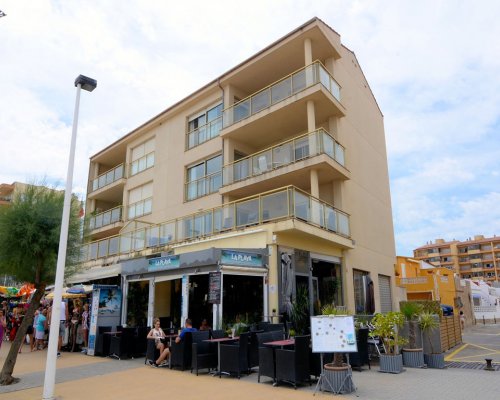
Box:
[371,311,406,373]
[321,304,355,394]
[400,302,425,367]
[419,312,445,368]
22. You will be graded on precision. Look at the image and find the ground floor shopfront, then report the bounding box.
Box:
[77,224,395,330]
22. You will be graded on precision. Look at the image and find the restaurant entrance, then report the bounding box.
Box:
[223,274,263,325]
[188,274,212,330]
[154,278,182,329]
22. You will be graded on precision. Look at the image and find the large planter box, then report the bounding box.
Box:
[379,354,404,374]
[402,348,425,367]
[424,353,446,369]
[322,364,355,394]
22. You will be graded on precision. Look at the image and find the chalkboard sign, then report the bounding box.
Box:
[311,315,357,353]
[208,272,221,304]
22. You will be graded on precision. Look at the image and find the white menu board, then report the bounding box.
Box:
[311,315,358,353]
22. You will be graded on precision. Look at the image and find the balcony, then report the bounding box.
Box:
[85,206,123,239]
[79,186,351,263]
[221,129,348,197]
[88,164,126,202]
[221,62,344,148]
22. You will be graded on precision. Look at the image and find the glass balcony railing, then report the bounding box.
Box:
[90,164,125,193]
[79,186,350,262]
[187,116,223,149]
[222,128,345,186]
[222,61,341,129]
[86,206,123,231]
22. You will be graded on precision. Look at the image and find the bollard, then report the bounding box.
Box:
[483,316,485,325]
[485,358,494,371]
[495,316,497,324]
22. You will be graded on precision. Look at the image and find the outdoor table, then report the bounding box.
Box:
[262,338,295,386]
[203,336,239,376]
[263,338,295,348]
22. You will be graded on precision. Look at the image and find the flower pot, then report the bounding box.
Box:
[424,353,445,369]
[379,354,404,374]
[402,348,425,368]
[322,363,355,394]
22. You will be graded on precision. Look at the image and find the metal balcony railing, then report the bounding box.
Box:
[90,164,125,193]
[222,128,345,186]
[79,186,350,262]
[222,61,341,129]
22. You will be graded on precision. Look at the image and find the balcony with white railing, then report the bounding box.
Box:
[86,205,124,238]
[221,128,348,197]
[88,164,126,202]
[79,186,351,263]
[221,62,344,147]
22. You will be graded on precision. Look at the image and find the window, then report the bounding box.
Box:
[128,182,153,219]
[187,103,223,149]
[130,138,155,176]
[353,270,374,314]
[185,155,222,201]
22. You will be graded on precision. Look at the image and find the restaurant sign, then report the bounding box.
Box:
[220,250,263,268]
[148,255,180,272]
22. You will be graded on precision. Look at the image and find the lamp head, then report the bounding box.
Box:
[75,75,97,92]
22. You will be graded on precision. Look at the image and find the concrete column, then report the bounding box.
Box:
[333,181,344,209]
[325,57,335,75]
[307,100,316,132]
[328,116,339,138]
[267,244,279,319]
[147,278,155,328]
[304,38,313,65]
[121,277,129,326]
[310,169,319,198]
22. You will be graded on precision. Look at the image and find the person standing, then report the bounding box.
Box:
[57,300,69,357]
[35,309,48,351]
[0,310,6,348]
[81,303,90,353]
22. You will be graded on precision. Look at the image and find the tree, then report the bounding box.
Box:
[0,184,81,385]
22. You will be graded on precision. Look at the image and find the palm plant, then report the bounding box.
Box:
[418,312,440,354]
[400,302,423,349]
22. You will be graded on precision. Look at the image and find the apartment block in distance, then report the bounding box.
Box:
[77,18,396,329]
[413,235,500,283]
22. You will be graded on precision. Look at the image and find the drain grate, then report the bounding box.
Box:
[445,361,500,371]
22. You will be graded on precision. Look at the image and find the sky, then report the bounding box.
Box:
[0,0,499,256]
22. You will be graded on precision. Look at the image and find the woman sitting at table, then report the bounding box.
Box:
[147,318,170,367]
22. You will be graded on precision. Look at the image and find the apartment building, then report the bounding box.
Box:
[0,182,28,207]
[395,256,457,308]
[77,18,396,329]
[413,235,500,283]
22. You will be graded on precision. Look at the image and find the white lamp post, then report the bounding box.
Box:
[42,75,96,400]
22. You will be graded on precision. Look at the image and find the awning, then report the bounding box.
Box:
[220,265,267,276]
[66,264,122,284]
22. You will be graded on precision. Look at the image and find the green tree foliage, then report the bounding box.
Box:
[0,184,81,385]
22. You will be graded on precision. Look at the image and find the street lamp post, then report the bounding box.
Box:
[42,75,96,400]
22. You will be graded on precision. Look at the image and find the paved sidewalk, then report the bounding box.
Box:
[0,324,499,400]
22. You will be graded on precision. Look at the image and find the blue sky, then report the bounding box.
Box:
[0,0,499,256]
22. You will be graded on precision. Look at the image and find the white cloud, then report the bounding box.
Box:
[1,0,499,254]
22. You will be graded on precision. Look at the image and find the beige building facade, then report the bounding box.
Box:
[77,18,396,329]
[414,235,500,283]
